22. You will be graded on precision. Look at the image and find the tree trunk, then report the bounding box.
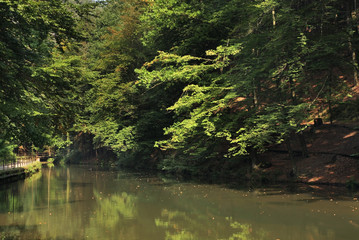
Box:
[347,1,359,86]
[327,72,333,124]
[66,132,70,155]
[349,38,358,86]
[328,98,333,124]
[328,85,333,124]
[289,77,297,104]
[272,8,276,28]
[297,132,309,158]
[286,138,296,176]
[249,148,258,170]
[253,79,258,107]
[354,0,358,86]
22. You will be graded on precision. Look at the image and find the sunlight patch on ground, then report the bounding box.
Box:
[308,177,323,183]
[343,132,357,139]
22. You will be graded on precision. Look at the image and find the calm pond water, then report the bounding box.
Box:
[0,166,359,240]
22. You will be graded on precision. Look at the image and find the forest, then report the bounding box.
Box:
[1,0,359,179]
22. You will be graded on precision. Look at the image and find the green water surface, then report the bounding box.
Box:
[0,166,358,240]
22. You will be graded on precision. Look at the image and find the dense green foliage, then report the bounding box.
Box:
[1,0,359,176]
[0,0,95,157]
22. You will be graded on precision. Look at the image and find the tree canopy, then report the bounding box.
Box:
[1,0,359,175]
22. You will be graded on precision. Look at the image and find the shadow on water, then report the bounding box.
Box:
[50,163,359,200]
[152,172,359,201]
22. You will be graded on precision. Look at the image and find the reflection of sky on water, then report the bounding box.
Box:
[0,166,358,240]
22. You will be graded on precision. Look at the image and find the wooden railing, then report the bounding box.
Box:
[0,154,42,171]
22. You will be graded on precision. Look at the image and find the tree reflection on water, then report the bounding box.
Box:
[0,166,358,240]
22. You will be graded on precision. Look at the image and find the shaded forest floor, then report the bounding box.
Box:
[260,122,359,185]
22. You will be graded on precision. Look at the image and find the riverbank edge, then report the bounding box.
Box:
[61,123,359,188]
[0,162,42,184]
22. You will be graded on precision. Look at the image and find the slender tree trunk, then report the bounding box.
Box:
[272,8,276,28]
[256,80,261,105]
[352,48,358,86]
[354,0,358,85]
[328,86,333,124]
[66,132,70,155]
[327,71,333,124]
[348,36,358,85]
[249,148,258,170]
[297,132,308,158]
[347,1,359,86]
[253,78,258,107]
[286,138,296,176]
[289,77,297,104]
[252,46,261,108]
